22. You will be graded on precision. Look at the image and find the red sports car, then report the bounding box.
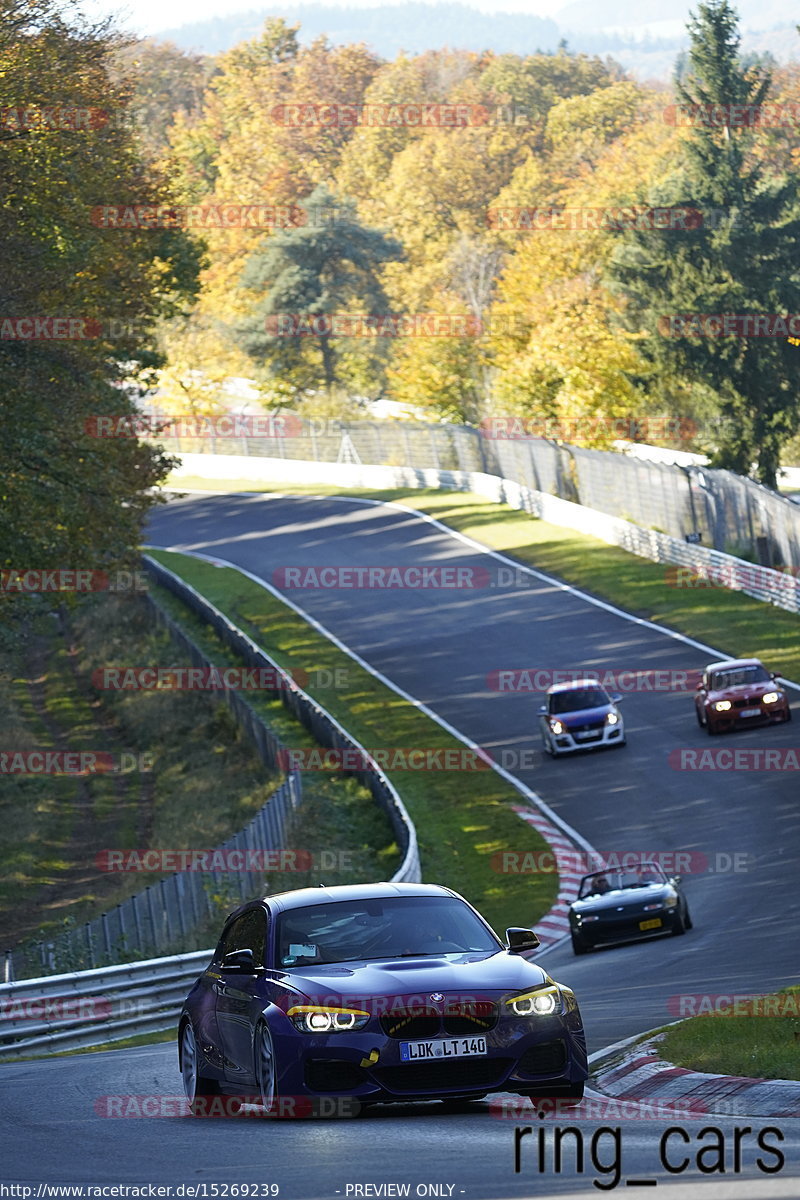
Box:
[694,657,791,735]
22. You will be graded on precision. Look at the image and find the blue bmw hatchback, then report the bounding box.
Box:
[178,882,587,1115]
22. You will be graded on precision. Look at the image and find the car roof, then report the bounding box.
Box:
[704,658,764,672]
[547,679,608,694]
[233,881,459,919]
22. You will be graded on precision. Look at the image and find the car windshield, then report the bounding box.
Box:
[578,865,667,898]
[550,687,609,714]
[710,665,770,689]
[275,896,500,967]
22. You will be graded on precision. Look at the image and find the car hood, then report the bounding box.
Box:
[273,951,549,1004]
[571,884,671,912]
[707,682,774,702]
[549,704,612,727]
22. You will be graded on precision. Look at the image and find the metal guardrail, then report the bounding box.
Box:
[0,950,212,1058]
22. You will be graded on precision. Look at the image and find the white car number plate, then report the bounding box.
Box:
[740,707,761,717]
[575,730,597,740]
[400,1037,487,1062]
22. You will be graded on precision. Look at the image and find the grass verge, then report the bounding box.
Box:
[146,548,557,936]
[657,988,800,1080]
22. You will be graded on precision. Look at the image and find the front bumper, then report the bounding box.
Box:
[708,701,789,731]
[571,907,681,948]
[269,1007,588,1102]
[546,721,624,754]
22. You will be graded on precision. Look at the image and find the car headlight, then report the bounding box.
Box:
[606,712,619,724]
[287,1006,370,1033]
[713,700,732,711]
[505,985,560,1017]
[763,692,781,704]
[549,719,565,734]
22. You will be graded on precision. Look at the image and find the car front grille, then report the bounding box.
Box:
[374,1058,511,1094]
[380,1002,498,1039]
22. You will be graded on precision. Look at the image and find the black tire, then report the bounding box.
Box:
[255,1021,277,1116]
[571,932,589,956]
[684,905,693,930]
[785,707,792,723]
[180,1021,221,1117]
[541,728,554,757]
[695,704,706,728]
[671,910,687,936]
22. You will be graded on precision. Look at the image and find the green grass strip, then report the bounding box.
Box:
[657,987,800,1080]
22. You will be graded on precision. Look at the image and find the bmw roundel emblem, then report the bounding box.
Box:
[430,992,445,1002]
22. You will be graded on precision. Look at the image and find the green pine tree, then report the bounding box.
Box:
[608,0,800,488]
[234,186,404,397]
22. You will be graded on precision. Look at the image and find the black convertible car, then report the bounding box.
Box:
[179,882,588,1115]
[568,862,692,955]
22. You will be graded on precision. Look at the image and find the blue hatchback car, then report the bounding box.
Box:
[178,882,588,1116]
[539,679,626,756]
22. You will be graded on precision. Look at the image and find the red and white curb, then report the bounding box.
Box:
[591,1032,800,1118]
[511,804,605,950]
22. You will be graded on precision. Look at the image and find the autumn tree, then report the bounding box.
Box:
[1,0,203,572]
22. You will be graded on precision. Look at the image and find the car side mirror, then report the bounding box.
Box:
[506,927,540,954]
[538,704,547,714]
[610,694,623,704]
[222,948,257,973]
[669,875,682,885]
[695,681,703,690]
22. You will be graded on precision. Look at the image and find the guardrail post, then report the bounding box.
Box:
[3,951,13,983]
[146,885,158,953]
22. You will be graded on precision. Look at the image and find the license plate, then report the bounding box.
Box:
[400,1037,487,1062]
[575,731,599,740]
[740,707,761,717]
[639,918,663,931]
